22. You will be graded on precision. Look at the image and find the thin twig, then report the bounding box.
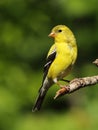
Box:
[93,59,98,66]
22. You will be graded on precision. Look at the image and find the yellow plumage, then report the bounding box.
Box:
[33,25,77,111]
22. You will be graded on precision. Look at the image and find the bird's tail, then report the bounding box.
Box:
[32,78,53,112]
[32,90,47,112]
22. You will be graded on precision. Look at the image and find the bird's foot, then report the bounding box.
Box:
[54,86,70,99]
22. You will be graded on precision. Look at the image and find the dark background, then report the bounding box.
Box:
[0,0,98,130]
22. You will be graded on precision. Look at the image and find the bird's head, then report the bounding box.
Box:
[48,25,75,43]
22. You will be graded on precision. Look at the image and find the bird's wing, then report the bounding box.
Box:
[33,45,56,111]
[42,44,56,82]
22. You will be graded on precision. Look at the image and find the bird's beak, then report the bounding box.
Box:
[48,32,56,38]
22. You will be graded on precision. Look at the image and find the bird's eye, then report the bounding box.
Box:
[58,29,62,32]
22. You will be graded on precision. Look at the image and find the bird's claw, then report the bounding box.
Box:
[54,86,70,99]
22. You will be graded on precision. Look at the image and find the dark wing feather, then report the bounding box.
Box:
[33,49,56,111]
[42,51,56,82]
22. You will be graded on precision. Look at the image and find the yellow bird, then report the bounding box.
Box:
[33,25,77,111]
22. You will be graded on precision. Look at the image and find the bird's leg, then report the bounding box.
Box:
[60,79,70,83]
[53,78,69,89]
[53,78,70,99]
[53,78,69,88]
[54,82,70,99]
[53,78,63,88]
[54,80,70,99]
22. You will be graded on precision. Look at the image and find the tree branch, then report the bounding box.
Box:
[54,59,98,99]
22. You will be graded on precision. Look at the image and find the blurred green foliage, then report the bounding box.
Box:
[0,0,98,130]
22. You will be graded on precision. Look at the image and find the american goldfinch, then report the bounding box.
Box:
[33,25,77,111]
